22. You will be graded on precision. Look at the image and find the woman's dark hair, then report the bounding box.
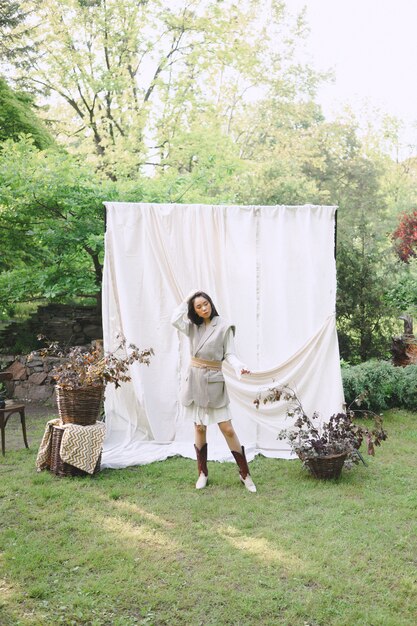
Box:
[187,291,219,325]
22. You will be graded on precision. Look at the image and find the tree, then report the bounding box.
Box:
[230,100,326,205]
[0,137,114,314]
[0,77,54,148]
[0,0,31,60]
[336,241,397,363]
[300,118,397,362]
[384,257,417,318]
[392,209,417,263]
[7,0,253,177]
[5,1,320,180]
[385,209,417,323]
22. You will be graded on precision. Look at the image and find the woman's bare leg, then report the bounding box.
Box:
[194,424,207,448]
[194,424,208,489]
[218,420,257,493]
[217,420,241,451]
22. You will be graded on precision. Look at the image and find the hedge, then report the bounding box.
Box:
[342,360,417,413]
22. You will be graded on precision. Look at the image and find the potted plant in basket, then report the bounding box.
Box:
[36,336,153,425]
[254,383,387,479]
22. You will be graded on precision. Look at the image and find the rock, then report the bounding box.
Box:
[14,382,54,402]
[27,357,44,367]
[83,325,103,339]
[0,355,15,368]
[43,356,62,365]
[6,360,27,381]
[28,372,48,385]
[72,335,85,345]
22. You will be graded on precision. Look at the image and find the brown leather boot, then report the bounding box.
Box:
[194,443,208,489]
[231,446,257,493]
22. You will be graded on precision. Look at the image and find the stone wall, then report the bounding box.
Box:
[0,353,64,403]
[0,303,102,353]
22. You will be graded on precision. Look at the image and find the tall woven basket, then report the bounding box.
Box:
[304,452,347,480]
[56,385,104,426]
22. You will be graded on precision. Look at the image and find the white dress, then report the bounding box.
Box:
[172,301,246,426]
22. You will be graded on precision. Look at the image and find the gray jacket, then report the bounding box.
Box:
[172,302,238,409]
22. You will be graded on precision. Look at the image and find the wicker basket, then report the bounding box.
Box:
[303,452,347,480]
[49,424,101,477]
[56,385,104,425]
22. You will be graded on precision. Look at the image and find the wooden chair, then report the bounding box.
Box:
[0,372,29,455]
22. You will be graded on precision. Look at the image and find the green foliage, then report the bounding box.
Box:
[342,360,417,412]
[228,101,326,206]
[0,0,30,60]
[0,77,53,148]
[336,241,397,362]
[384,258,417,316]
[0,137,116,311]
[0,323,39,355]
[144,118,245,204]
[0,0,23,29]
[310,118,399,363]
[395,364,417,411]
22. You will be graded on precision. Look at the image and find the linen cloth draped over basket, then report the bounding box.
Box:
[102,203,344,468]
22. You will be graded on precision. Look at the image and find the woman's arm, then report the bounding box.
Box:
[171,300,191,336]
[224,327,250,378]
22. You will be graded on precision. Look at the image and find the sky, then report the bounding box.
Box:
[284,0,417,148]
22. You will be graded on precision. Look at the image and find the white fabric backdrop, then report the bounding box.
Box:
[101,203,344,468]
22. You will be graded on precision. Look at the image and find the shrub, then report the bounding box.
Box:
[341,360,410,412]
[395,364,417,411]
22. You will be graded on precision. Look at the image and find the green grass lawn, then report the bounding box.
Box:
[1,407,416,626]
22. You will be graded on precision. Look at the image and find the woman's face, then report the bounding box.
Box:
[193,296,212,321]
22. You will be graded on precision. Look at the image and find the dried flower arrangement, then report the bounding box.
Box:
[36,335,153,389]
[254,383,387,469]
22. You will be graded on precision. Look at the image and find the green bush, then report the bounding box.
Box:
[395,364,417,411]
[342,360,417,412]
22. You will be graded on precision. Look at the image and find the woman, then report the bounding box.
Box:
[171,291,257,493]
